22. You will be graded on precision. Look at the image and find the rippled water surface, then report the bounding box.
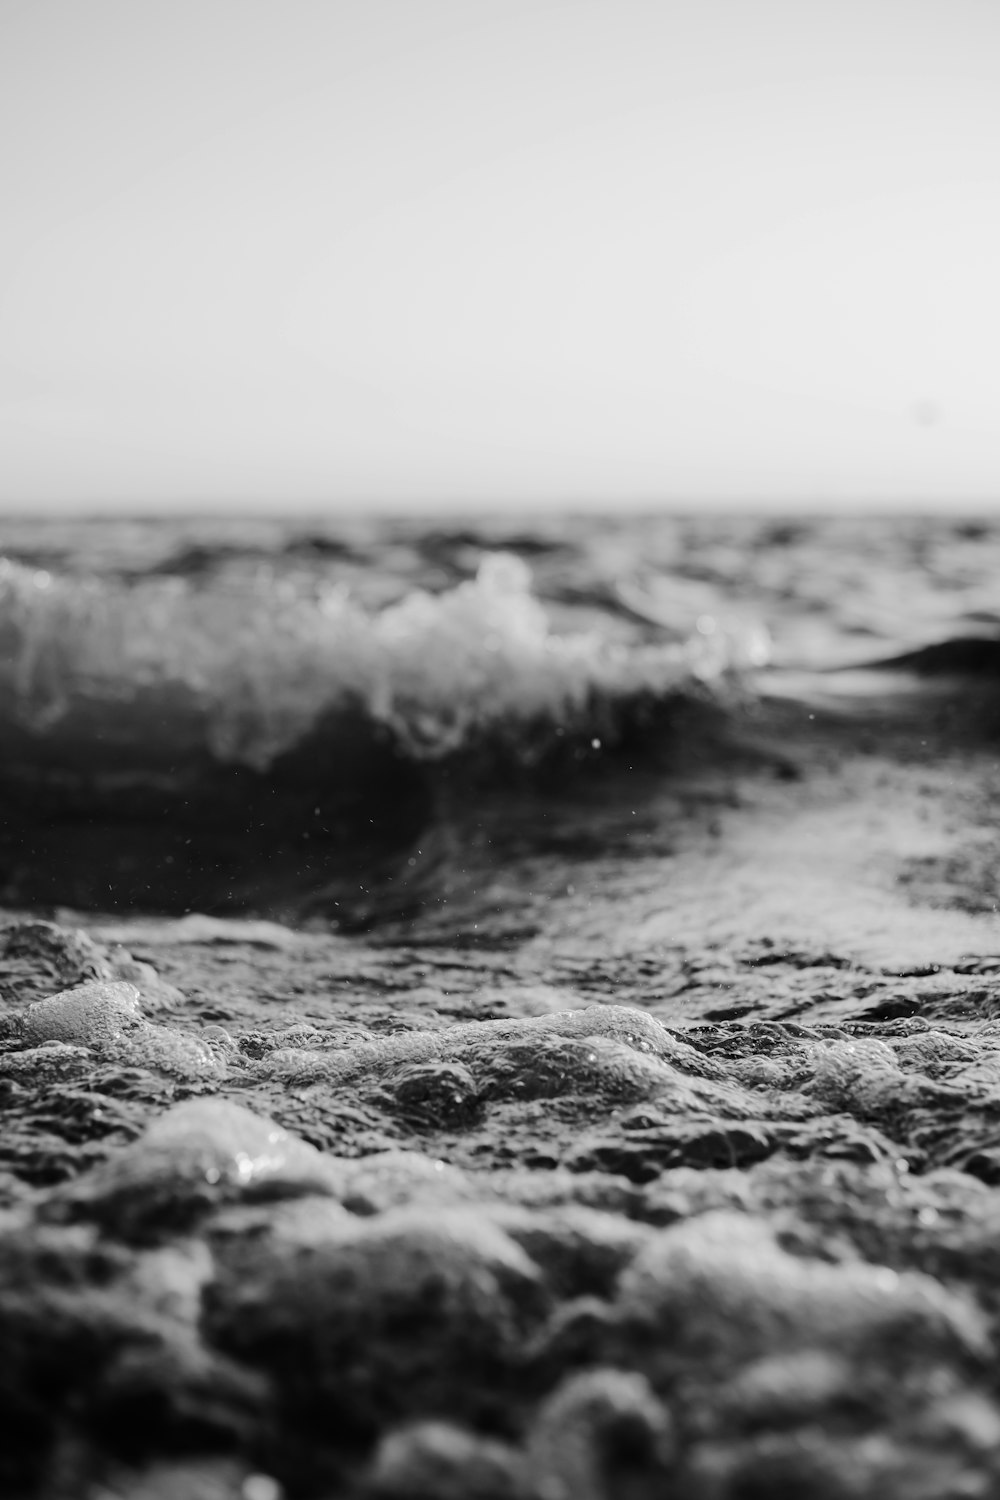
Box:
[4,517,1000,1498]
[0,512,997,917]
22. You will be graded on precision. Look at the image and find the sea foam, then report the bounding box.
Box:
[0,552,709,769]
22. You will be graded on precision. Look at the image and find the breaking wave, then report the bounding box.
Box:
[0,552,747,773]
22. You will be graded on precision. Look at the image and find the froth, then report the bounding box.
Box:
[0,553,696,768]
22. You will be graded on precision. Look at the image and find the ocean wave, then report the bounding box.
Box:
[0,552,742,772]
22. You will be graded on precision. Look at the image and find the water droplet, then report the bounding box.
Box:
[243,1476,283,1500]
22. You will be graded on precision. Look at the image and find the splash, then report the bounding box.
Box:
[0,553,724,770]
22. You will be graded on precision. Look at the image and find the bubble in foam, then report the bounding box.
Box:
[22,979,143,1049]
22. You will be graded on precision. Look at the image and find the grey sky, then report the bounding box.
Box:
[2,0,1000,511]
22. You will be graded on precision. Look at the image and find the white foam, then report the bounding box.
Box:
[0,553,698,768]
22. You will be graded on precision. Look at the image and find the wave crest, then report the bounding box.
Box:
[0,553,712,769]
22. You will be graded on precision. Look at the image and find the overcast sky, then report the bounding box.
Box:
[2,0,1000,512]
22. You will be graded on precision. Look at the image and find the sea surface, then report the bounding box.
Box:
[4,515,1000,1497]
[0,512,997,917]
[1,512,997,754]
